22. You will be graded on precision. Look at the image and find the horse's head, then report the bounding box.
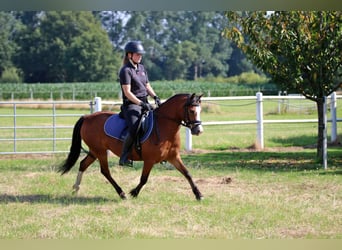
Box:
[183,93,204,136]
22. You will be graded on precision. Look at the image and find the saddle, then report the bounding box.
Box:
[104,111,154,150]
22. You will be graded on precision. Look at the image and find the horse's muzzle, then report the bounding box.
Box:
[191,124,203,136]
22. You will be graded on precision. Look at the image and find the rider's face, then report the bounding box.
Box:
[131,53,142,64]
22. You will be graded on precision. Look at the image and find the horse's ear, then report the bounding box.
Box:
[195,93,203,101]
[190,93,202,102]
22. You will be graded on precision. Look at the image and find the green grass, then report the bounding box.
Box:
[0,149,341,239]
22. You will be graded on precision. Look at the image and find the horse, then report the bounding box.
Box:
[58,93,204,200]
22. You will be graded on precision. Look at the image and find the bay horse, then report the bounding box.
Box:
[58,93,204,200]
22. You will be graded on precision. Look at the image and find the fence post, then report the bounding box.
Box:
[185,128,192,151]
[278,91,281,114]
[13,103,17,153]
[256,92,264,149]
[323,96,328,170]
[330,92,337,142]
[72,86,76,101]
[94,97,102,112]
[52,102,56,152]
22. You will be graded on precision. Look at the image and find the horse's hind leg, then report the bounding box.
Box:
[98,154,127,200]
[72,153,96,194]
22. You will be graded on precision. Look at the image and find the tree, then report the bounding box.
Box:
[97,11,235,80]
[165,11,232,80]
[94,11,128,48]
[227,43,256,76]
[12,11,42,28]
[14,11,119,82]
[0,12,21,77]
[224,11,342,163]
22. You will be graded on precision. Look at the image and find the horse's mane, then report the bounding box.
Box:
[161,93,189,106]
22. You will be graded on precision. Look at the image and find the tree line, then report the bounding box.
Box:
[0,11,256,83]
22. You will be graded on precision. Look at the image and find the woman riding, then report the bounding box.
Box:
[118,41,161,166]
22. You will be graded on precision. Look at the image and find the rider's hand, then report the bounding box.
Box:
[154,96,161,107]
[140,101,152,111]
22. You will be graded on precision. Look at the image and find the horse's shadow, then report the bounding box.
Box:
[0,193,116,205]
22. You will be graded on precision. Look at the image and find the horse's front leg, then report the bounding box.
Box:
[169,156,203,200]
[98,155,126,200]
[130,161,154,198]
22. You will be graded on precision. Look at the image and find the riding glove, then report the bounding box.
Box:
[154,96,162,107]
[140,101,152,111]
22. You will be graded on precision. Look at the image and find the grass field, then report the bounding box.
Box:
[0,149,341,239]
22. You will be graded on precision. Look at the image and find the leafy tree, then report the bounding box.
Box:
[97,11,235,81]
[12,11,42,28]
[93,11,128,48]
[0,12,21,78]
[224,11,342,163]
[227,43,256,76]
[163,11,233,80]
[14,11,119,82]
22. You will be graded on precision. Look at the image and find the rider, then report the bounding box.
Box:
[118,41,161,166]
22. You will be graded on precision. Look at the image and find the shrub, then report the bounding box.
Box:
[236,71,269,84]
[0,67,22,83]
[203,71,269,85]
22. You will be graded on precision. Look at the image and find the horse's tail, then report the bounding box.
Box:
[58,116,84,175]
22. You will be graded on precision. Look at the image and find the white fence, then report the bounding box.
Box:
[0,93,340,156]
[0,100,94,154]
[193,92,340,151]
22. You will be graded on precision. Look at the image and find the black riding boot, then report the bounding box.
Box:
[119,134,134,166]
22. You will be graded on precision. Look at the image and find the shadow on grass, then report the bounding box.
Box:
[181,148,342,174]
[269,135,317,147]
[0,193,117,205]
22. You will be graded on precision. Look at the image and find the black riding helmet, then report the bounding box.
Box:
[124,41,146,55]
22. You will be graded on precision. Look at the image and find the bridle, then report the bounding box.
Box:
[154,94,202,129]
[180,95,202,130]
[153,94,202,143]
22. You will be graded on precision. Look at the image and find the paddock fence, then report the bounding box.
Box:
[0,92,341,155]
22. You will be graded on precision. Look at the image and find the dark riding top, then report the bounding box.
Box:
[119,60,150,136]
[119,61,149,104]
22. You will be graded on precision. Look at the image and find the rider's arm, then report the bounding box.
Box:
[121,84,142,105]
[146,82,157,99]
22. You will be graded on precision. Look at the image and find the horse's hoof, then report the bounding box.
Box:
[120,192,127,200]
[196,196,204,201]
[130,189,138,198]
[72,185,79,195]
